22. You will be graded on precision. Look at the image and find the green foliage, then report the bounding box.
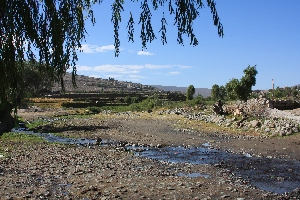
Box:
[22,61,54,97]
[238,65,258,101]
[186,85,195,100]
[0,132,44,143]
[0,61,55,112]
[26,119,47,131]
[282,87,292,97]
[281,86,299,100]
[88,106,102,114]
[185,94,206,107]
[1,0,90,111]
[99,94,210,112]
[274,87,284,99]
[292,89,299,98]
[211,84,220,100]
[219,85,226,100]
[1,0,223,112]
[131,96,141,103]
[124,96,132,104]
[225,78,240,100]
[225,65,258,101]
[132,95,163,111]
[266,86,299,100]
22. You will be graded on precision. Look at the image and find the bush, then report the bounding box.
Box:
[88,106,102,114]
[124,96,132,104]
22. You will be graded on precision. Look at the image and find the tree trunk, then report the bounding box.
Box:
[0,110,15,133]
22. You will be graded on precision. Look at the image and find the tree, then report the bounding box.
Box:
[219,85,226,100]
[186,85,195,100]
[22,61,54,97]
[1,0,223,115]
[291,88,299,98]
[237,65,258,101]
[124,96,132,104]
[274,86,283,99]
[283,87,292,98]
[211,84,220,100]
[225,65,258,101]
[225,78,239,100]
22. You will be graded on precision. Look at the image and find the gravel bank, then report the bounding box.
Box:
[2,108,299,199]
[1,141,284,200]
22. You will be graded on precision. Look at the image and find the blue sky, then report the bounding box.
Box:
[74,0,300,90]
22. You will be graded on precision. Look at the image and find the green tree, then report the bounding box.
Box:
[237,65,258,101]
[225,78,239,100]
[1,0,224,130]
[22,61,54,97]
[186,85,195,100]
[291,88,299,98]
[124,96,132,104]
[283,87,292,98]
[219,85,226,100]
[211,84,220,100]
[225,65,258,101]
[131,96,141,103]
[274,86,283,99]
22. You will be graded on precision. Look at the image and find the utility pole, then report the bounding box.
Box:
[272,79,275,100]
[272,79,275,109]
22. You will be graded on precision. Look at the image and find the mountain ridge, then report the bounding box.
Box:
[151,85,211,97]
[52,73,212,97]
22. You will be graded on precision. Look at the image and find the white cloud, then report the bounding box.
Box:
[178,65,192,69]
[93,65,143,74]
[167,71,180,76]
[80,44,95,53]
[80,44,115,53]
[76,65,93,71]
[75,64,192,74]
[95,45,115,52]
[74,64,189,82]
[128,75,147,79]
[137,51,154,56]
[145,64,171,69]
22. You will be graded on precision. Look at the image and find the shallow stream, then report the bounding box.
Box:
[12,128,300,194]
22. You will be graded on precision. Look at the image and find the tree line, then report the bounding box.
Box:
[211,65,258,101]
[210,65,299,101]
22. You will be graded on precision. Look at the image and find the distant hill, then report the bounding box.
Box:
[150,85,211,97]
[51,73,158,94]
[51,73,211,98]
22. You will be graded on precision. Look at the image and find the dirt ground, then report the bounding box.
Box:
[0,109,299,199]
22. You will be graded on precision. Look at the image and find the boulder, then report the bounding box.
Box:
[250,120,261,128]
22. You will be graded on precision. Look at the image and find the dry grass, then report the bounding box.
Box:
[27,98,72,108]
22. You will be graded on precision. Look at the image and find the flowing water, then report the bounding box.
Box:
[136,146,300,194]
[12,128,300,194]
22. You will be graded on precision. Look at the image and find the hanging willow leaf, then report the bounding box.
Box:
[0,0,223,113]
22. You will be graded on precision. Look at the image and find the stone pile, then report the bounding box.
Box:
[224,98,271,117]
[163,98,300,137]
